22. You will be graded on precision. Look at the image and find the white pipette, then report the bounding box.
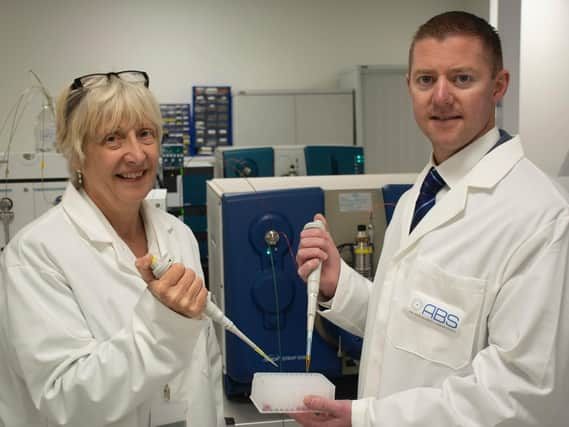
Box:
[150,254,278,368]
[302,219,324,371]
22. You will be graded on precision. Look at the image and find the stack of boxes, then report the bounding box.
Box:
[160,103,191,154]
[191,86,231,156]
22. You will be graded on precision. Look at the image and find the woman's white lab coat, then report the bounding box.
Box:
[323,136,569,426]
[0,184,224,426]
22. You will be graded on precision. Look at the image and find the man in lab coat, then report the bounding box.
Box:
[293,11,569,427]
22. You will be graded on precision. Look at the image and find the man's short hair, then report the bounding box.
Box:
[409,11,503,76]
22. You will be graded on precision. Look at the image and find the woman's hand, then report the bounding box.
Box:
[135,254,208,318]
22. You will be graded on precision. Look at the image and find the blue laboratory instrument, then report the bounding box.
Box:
[150,254,278,368]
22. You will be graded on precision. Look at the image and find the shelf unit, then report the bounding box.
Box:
[191,86,232,155]
[160,103,191,154]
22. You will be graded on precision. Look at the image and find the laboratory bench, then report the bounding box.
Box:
[224,395,300,426]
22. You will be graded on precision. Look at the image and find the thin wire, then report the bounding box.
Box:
[266,246,287,427]
[279,231,298,270]
[19,72,56,206]
[267,246,283,369]
[29,69,55,116]
[0,89,28,149]
[2,88,34,195]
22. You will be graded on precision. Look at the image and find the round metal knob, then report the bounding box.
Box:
[0,197,13,211]
[264,230,280,246]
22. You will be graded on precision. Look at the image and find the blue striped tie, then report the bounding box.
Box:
[409,167,446,233]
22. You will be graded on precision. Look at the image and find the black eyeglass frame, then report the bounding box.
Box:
[69,70,149,91]
[65,70,150,121]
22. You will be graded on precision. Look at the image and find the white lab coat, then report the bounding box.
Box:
[323,135,569,426]
[0,183,224,427]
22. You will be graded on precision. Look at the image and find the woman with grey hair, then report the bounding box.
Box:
[0,71,224,426]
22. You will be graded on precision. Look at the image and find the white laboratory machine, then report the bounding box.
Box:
[0,152,68,251]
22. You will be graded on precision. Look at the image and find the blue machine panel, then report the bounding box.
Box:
[382,184,413,225]
[304,146,364,175]
[221,187,345,396]
[183,166,213,206]
[222,147,274,177]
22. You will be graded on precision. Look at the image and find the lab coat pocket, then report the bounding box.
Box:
[387,258,485,369]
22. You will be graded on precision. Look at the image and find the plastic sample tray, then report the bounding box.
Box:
[250,372,335,413]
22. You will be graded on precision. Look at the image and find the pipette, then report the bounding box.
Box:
[303,219,324,372]
[150,254,278,368]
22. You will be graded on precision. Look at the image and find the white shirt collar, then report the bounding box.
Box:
[432,127,500,190]
[76,187,160,260]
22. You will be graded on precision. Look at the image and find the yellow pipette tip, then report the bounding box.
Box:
[254,346,278,368]
[305,356,311,372]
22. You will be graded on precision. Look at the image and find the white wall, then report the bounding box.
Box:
[519,0,569,176]
[492,0,521,134]
[0,0,487,153]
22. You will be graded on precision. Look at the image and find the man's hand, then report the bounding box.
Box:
[289,396,352,427]
[296,214,341,299]
[135,254,208,318]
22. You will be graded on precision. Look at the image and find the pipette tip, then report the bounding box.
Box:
[255,347,279,368]
[306,333,313,372]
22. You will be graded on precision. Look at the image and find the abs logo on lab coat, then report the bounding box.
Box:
[409,292,462,333]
